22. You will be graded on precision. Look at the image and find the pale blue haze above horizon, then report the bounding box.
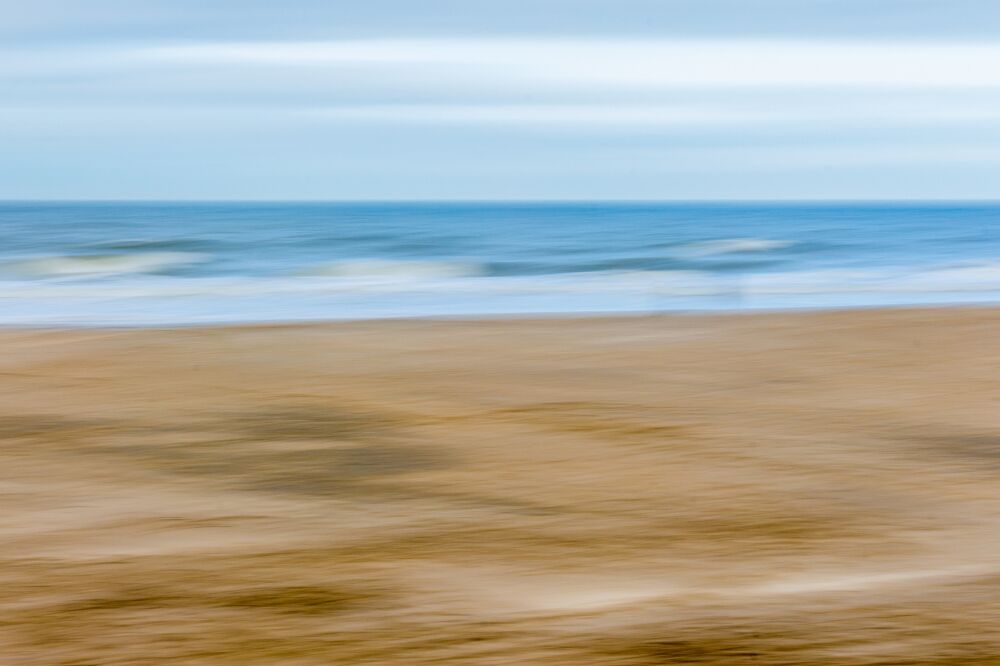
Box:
[2,0,1000,200]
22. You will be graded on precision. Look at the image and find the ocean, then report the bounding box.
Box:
[1,201,998,326]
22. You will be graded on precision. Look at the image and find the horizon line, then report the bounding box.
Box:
[3,198,1000,205]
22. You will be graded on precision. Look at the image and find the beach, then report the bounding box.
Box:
[3,307,1000,663]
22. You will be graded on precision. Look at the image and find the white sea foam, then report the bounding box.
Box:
[675,238,796,257]
[0,270,712,299]
[4,264,1000,302]
[1,263,1000,326]
[743,263,1000,295]
[0,252,206,278]
[301,259,483,280]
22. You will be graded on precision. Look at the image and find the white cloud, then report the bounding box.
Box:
[300,102,1000,127]
[4,100,997,135]
[304,104,777,126]
[142,39,1000,88]
[649,144,1000,170]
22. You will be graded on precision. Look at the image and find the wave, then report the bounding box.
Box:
[673,238,796,257]
[0,252,207,278]
[489,256,788,276]
[0,270,716,300]
[2,263,1000,325]
[4,262,1000,297]
[299,259,484,280]
[743,263,1000,295]
[5,263,1000,298]
[81,238,218,252]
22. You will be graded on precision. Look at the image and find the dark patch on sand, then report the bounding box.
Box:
[487,402,689,442]
[0,414,116,440]
[244,442,451,496]
[911,432,1000,463]
[235,406,396,441]
[629,637,766,664]
[217,585,370,614]
[71,406,453,498]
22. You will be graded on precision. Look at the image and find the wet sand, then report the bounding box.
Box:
[3,308,1000,664]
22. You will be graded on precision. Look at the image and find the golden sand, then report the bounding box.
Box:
[3,308,1000,664]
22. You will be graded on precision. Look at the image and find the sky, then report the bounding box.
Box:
[2,0,1000,200]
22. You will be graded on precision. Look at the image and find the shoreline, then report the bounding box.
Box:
[3,299,1000,331]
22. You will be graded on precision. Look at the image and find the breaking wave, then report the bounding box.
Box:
[2,262,1000,325]
[300,259,484,280]
[0,252,207,278]
[673,238,797,257]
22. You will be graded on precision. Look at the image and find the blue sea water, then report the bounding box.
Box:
[0,201,998,325]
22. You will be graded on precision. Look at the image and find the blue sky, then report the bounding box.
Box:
[2,0,1000,200]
